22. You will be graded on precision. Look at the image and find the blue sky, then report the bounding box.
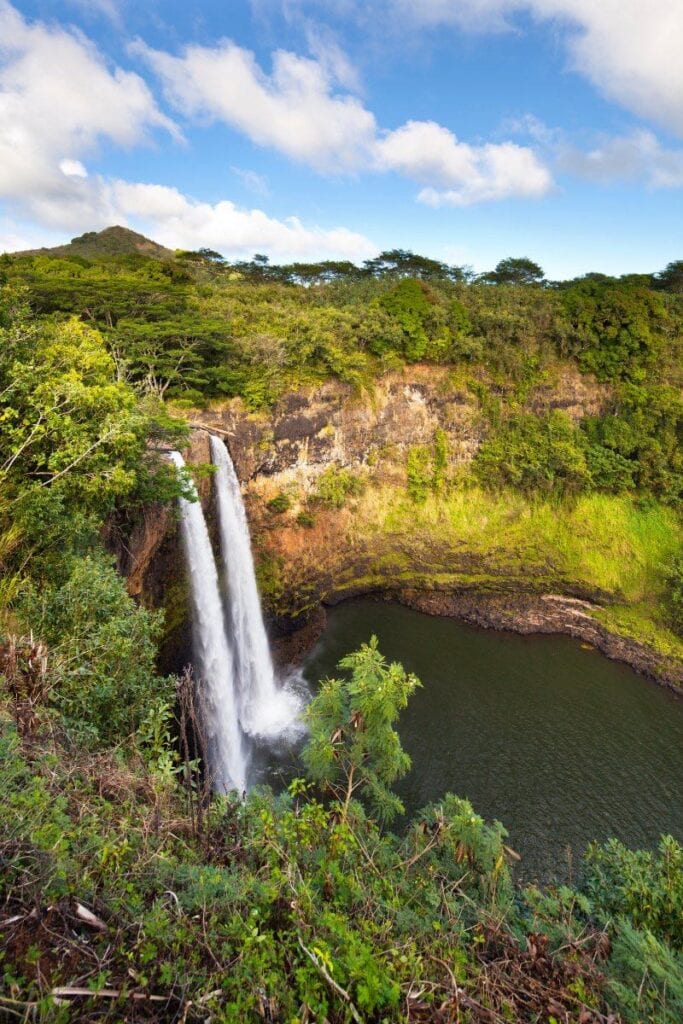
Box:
[0,0,681,277]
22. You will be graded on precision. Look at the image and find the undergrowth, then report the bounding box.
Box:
[1,640,681,1023]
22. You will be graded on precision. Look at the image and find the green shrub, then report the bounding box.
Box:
[406,445,432,503]
[433,428,449,492]
[664,554,683,636]
[15,555,166,746]
[313,465,364,509]
[604,922,683,1024]
[296,509,316,528]
[266,492,291,514]
[475,411,591,495]
[582,835,683,949]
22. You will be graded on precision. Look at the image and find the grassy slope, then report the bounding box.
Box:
[260,479,682,663]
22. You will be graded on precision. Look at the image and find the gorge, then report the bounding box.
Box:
[3,231,682,1021]
[125,367,683,692]
[161,407,683,881]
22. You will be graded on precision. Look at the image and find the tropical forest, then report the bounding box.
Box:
[1,1,683,1020]
[0,226,681,1023]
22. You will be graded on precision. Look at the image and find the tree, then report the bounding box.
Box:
[17,555,166,745]
[560,278,666,381]
[379,278,433,359]
[654,260,683,293]
[482,256,545,286]
[302,636,421,823]
[363,249,467,282]
[0,288,187,592]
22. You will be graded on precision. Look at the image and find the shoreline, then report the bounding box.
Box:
[273,588,683,694]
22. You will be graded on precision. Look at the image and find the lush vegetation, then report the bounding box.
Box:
[1,635,681,1022]
[0,284,188,743]
[1,234,682,1020]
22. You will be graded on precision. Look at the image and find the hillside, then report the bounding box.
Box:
[1,238,682,1022]
[13,224,174,260]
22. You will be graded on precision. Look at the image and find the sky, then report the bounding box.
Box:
[0,0,681,277]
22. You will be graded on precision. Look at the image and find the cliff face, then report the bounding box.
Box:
[187,364,611,612]
[117,364,682,688]
[191,364,607,488]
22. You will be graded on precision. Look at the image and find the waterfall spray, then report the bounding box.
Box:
[169,451,247,793]
[210,435,301,739]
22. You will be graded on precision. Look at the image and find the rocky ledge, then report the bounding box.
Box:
[393,590,683,693]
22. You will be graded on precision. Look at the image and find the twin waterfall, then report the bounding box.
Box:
[171,439,301,793]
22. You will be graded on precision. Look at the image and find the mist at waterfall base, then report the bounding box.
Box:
[171,444,305,794]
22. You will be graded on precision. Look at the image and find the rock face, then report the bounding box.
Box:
[190,364,608,490]
[116,365,683,690]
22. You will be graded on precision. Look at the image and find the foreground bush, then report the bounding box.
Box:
[1,640,680,1022]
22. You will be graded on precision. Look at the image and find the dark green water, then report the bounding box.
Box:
[302,599,683,881]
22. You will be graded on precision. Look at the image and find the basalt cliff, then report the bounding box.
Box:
[114,365,683,690]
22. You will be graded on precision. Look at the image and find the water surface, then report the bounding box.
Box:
[303,599,683,881]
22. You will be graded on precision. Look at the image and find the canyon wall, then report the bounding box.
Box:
[114,365,683,688]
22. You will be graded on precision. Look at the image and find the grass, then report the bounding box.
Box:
[373,486,679,604]
[261,481,681,662]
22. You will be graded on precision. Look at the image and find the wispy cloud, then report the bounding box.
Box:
[231,167,271,197]
[389,1,683,139]
[509,115,683,190]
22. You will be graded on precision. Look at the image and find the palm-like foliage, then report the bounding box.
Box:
[302,636,421,823]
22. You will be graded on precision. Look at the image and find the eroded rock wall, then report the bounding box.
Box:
[112,364,683,689]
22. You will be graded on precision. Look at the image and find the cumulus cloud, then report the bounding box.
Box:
[109,181,376,260]
[59,159,89,179]
[0,3,376,262]
[389,0,683,138]
[0,0,177,216]
[138,34,552,203]
[133,37,377,172]
[2,172,376,262]
[375,120,552,205]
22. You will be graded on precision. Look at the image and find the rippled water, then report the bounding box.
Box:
[302,599,683,881]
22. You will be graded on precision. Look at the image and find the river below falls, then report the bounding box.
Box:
[284,599,683,882]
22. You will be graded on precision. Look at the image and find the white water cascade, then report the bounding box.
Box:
[210,435,301,740]
[169,451,247,793]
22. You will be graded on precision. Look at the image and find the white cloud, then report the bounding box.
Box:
[508,115,683,190]
[133,37,377,172]
[303,23,362,93]
[559,130,683,189]
[138,34,552,203]
[2,173,376,262]
[390,1,683,138]
[65,0,122,26]
[0,1,555,265]
[109,180,376,260]
[0,4,376,262]
[0,213,64,254]
[0,0,177,218]
[375,119,552,204]
[59,158,89,179]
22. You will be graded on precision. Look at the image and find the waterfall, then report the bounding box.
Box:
[169,451,247,794]
[210,435,301,740]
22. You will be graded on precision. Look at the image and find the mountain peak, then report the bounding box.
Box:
[13,225,173,260]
